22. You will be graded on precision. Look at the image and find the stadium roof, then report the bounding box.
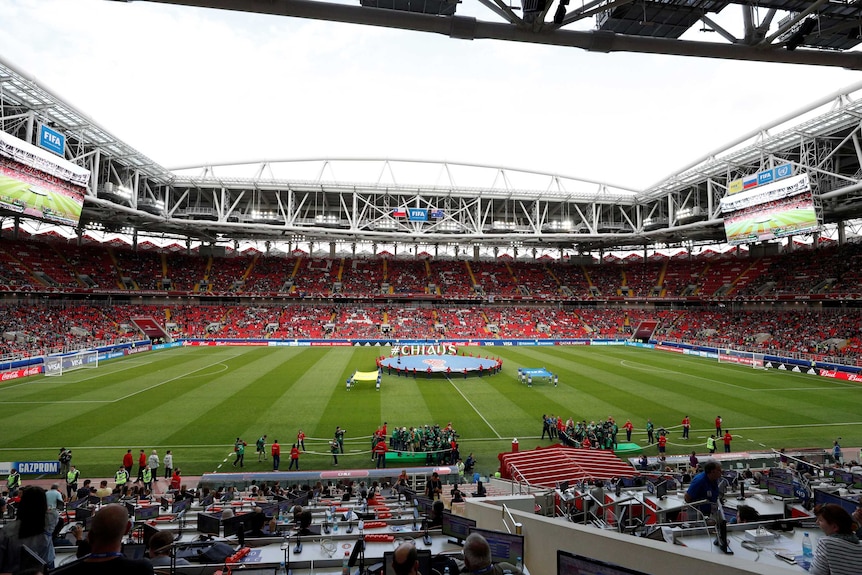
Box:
[124,0,862,69]
[3,10,862,252]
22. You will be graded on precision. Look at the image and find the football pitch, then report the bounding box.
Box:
[1,345,859,479]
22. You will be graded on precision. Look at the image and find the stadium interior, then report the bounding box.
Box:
[3,5,862,573]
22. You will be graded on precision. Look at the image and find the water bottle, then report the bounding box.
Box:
[358,519,364,534]
[342,551,350,575]
[802,532,813,557]
[277,560,288,575]
[516,556,523,571]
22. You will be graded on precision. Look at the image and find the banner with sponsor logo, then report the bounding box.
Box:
[124,344,153,355]
[818,369,862,383]
[0,366,42,381]
[16,461,60,474]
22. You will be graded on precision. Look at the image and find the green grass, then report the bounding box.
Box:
[1,345,859,480]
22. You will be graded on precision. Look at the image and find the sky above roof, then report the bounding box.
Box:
[1,0,859,191]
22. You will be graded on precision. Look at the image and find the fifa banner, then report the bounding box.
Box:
[43,353,99,375]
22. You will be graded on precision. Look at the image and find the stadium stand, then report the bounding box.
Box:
[3,237,862,366]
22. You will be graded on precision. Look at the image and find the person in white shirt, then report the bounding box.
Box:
[147,450,160,482]
[162,450,173,480]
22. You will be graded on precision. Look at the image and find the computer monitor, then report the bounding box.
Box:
[197,512,221,536]
[258,503,277,518]
[75,506,93,524]
[292,491,310,507]
[160,496,170,510]
[222,513,247,537]
[200,493,214,508]
[440,511,476,543]
[122,543,147,560]
[813,489,858,516]
[468,527,524,566]
[414,496,434,515]
[134,505,160,522]
[558,550,651,575]
[20,546,47,572]
[172,498,190,515]
[766,478,794,498]
[142,523,160,548]
[833,470,855,485]
[277,499,295,517]
[69,497,89,510]
[558,480,570,492]
[722,506,738,524]
[769,467,791,481]
[101,494,119,504]
[383,549,432,575]
[620,477,638,488]
[655,481,668,500]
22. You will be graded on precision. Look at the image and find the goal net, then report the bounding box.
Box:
[44,350,99,376]
[717,349,766,369]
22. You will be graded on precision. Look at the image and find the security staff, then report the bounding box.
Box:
[66,465,80,499]
[115,465,129,489]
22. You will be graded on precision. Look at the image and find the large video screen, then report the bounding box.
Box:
[720,173,819,246]
[0,131,88,227]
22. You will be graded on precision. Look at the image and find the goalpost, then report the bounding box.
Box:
[717,348,766,370]
[43,349,99,376]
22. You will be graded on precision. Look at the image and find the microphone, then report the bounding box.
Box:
[422,519,432,546]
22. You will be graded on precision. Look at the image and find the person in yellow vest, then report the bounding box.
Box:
[706,434,717,454]
[141,466,153,494]
[114,465,129,490]
[6,469,20,497]
[65,465,80,499]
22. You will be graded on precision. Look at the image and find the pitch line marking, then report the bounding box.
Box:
[445,376,502,439]
[620,358,860,393]
[0,360,154,393]
[5,421,859,452]
[181,363,229,378]
[1,355,243,404]
[112,355,244,402]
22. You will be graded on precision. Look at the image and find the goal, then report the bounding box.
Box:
[43,350,99,376]
[717,349,766,369]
